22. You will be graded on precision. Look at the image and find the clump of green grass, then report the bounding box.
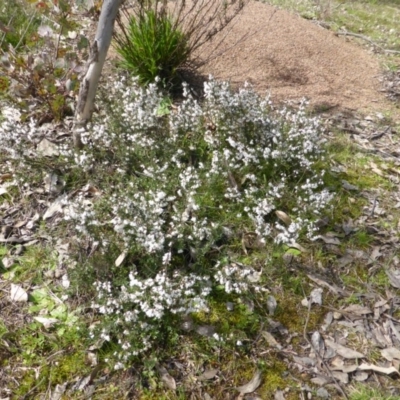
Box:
[349,384,398,400]
[114,8,190,87]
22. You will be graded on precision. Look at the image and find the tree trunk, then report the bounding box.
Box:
[73,0,124,149]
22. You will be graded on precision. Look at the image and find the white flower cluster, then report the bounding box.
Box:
[0,107,38,165]
[214,261,263,294]
[91,268,212,361]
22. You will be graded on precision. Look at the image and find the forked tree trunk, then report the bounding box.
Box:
[73,0,124,149]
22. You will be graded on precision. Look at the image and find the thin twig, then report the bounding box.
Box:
[54,24,64,61]
[336,30,400,55]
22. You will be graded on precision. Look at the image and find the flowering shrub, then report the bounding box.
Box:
[0,76,332,366]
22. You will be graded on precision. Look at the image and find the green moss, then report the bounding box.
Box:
[192,291,260,336]
[273,294,325,333]
[255,360,299,400]
[12,350,89,397]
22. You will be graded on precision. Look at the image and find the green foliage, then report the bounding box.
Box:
[114,8,190,87]
[0,0,42,52]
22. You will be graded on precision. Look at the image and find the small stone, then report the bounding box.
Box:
[301,298,309,307]
[333,311,342,320]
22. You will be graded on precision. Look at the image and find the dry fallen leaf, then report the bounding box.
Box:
[50,383,67,400]
[86,352,97,367]
[331,370,348,384]
[330,357,357,373]
[386,268,400,289]
[311,331,324,356]
[288,242,307,253]
[353,371,369,381]
[2,256,14,269]
[70,374,91,391]
[311,375,331,386]
[319,234,341,245]
[310,288,323,305]
[10,284,28,302]
[198,369,219,381]
[293,356,316,368]
[262,331,282,350]
[369,162,384,177]
[342,304,372,317]
[316,388,330,399]
[321,312,333,331]
[274,390,286,400]
[43,195,67,220]
[325,339,365,359]
[195,325,215,337]
[157,366,176,391]
[0,173,12,182]
[371,327,392,348]
[342,180,358,191]
[37,138,59,157]
[307,274,346,296]
[34,316,59,329]
[236,369,262,394]
[275,210,291,225]
[242,232,265,250]
[369,246,382,262]
[381,347,400,362]
[115,251,127,267]
[267,295,277,315]
[44,172,64,193]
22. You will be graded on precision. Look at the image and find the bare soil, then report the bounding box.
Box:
[193,1,394,115]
